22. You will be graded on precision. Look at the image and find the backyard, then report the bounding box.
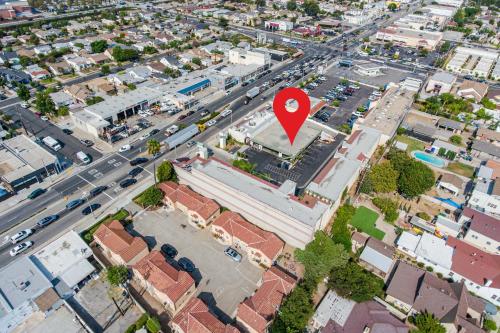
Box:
[395,134,425,153]
[446,162,475,178]
[349,206,385,240]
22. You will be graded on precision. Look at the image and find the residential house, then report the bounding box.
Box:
[311,290,408,333]
[49,91,73,108]
[93,220,149,266]
[425,71,457,94]
[437,173,465,196]
[386,261,485,332]
[0,67,30,84]
[471,140,500,161]
[351,231,368,253]
[237,266,297,333]
[437,118,465,134]
[468,177,500,216]
[435,215,463,238]
[24,64,50,80]
[359,237,395,279]
[476,128,500,146]
[456,80,489,103]
[170,297,239,333]
[85,53,109,65]
[64,84,92,103]
[132,251,195,314]
[158,181,221,228]
[160,56,182,70]
[477,160,500,182]
[211,211,284,268]
[459,207,500,254]
[47,61,73,76]
[63,54,93,73]
[33,45,52,56]
[0,51,19,65]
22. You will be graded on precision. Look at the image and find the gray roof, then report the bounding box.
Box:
[437,118,465,131]
[436,215,462,233]
[412,123,436,138]
[472,140,500,158]
[360,238,395,274]
[429,71,456,85]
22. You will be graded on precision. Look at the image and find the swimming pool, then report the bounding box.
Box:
[412,151,447,168]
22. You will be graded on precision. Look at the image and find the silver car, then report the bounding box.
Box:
[10,241,33,256]
[224,247,242,262]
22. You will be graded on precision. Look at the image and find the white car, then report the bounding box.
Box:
[206,119,217,127]
[220,109,232,117]
[41,115,49,121]
[372,91,382,96]
[138,111,149,118]
[21,102,30,108]
[10,241,33,257]
[119,144,132,152]
[139,133,150,140]
[10,229,33,244]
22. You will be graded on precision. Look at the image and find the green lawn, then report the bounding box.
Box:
[395,135,426,153]
[446,162,475,179]
[349,206,385,240]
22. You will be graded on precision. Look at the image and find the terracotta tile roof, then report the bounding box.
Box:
[133,251,194,303]
[345,130,361,145]
[237,267,297,333]
[212,212,284,260]
[94,220,148,264]
[158,181,220,220]
[172,297,239,333]
[486,160,500,179]
[462,207,500,242]
[34,287,60,312]
[447,237,500,288]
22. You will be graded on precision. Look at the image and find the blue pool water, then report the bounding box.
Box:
[412,151,446,168]
[435,197,462,209]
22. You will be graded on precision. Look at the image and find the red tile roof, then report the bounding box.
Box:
[461,207,500,242]
[345,130,361,145]
[133,251,195,303]
[158,181,220,220]
[172,298,239,333]
[237,267,297,333]
[212,212,284,260]
[94,220,148,264]
[447,237,500,288]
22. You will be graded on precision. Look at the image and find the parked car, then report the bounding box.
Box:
[28,188,46,200]
[37,214,59,228]
[178,257,195,272]
[62,128,73,135]
[66,198,85,210]
[149,129,159,136]
[200,111,209,117]
[21,102,30,108]
[130,157,148,166]
[10,241,33,257]
[119,178,137,188]
[206,119,217,127]
[161,244,178,258]
[224,247,242,262]
[128,167,143,177]
[186,140,196,148]
[178,114,187,121]
[186,110,195,117]
[82,203,101,215]
[10,229,33,244]
[89,185,107,197]
[119,144,132,152]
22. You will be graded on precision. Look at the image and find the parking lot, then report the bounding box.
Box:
[307,73,374,129]
[129,207,263,320]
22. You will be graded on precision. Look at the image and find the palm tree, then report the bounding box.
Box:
[147,139,161,156]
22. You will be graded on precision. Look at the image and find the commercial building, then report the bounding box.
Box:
[132,251,196,314]
[0,135,60,192]
[353,61,385,77]
[174,157,332,249]
[425,72,457,94]
[264,20,293,31]
[375,26,443,50]
[446,47,499,78]
[228,48,271,68]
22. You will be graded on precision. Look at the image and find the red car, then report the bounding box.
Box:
[177,114,187,120]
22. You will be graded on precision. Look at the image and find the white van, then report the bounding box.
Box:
[76,151,91,164]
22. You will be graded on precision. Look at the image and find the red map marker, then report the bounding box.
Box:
[273,87,310,145]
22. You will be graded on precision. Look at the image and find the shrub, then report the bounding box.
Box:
[483,318,497,332]
[417,262,425,268]
[426,266,433,272]
[331,204,356,251]
[106,265,128,286]
[416,212,431,221]
[437,272,443,278]
[372,197,399,223]
[450,135,462,145]
[146,316,161,333]
[135,314,148,329]
[124,324,136,333]
[135,186,163,207]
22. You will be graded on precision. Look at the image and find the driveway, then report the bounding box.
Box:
[129,208,263,321]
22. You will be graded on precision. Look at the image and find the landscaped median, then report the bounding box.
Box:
[81,208,130,244]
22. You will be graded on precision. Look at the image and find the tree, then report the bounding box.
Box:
[164,67,181,78]
[101,64,111,75]
[218,17,228,28]
[270,285,314,333]
[147,139,161,156]
[16,85,30,101]
[366,162,398,193]
[388,149,434,198]
[410,311,445,333]
[86,96,104,105]
[372,197,399,223]
[157,160,174,182]
[29,33,39,45]
[143,46,158,54]
[302,0,320,16]
[255,0,266,7]
[295,231,349,285]
[106,265,128,286]
[328,261,384,302]
[331,204,356,251]
[483,318,497,332]
[287,0,297,10]
[481,98,496,109]
[476,108,492,120]
[449,135,462,145]
[90,39,108,53]
[112,46,139,62]
[192,57,202,66]
[388,2,398,11]
[139,186,163,207]
[19,56,31,68]
[35,91,55,115]
[439,40,451,53]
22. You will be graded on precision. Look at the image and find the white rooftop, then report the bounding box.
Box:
[313,290,355,328]
[415,232,454,269]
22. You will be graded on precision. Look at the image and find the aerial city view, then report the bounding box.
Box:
[0,0,499,332]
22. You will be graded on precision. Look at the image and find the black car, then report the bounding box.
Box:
[82,203,101,215]
[119,178,137,188]
[66,198,85,210]
[80,139,94,147]
[149,129,159,136]
[186,110,195,116]
[37,214,59,228]
[130,157,148,166]
[128,167,143,177]
[178,257,195,272]
[89,185,107,197]
[161,244,178,258]
[28,188,46,200]
[62,128,73,135]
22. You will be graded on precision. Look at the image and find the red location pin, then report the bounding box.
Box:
[273,87,310,145]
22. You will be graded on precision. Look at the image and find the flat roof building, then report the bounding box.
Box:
[0,135,60,192]
[376,25,443,50]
